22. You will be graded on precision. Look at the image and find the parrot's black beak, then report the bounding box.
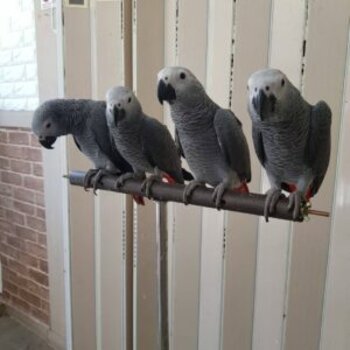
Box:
[157,80,176,105]
[113,105,125,125]
[39,136,57,149]
[252,89,276,120]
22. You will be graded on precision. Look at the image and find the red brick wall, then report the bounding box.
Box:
[0,127,50,325]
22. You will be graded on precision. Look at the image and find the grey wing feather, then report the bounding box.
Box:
[252,124,266,167]
[141,116,184,183]
[306,100,332,196]
[175,128,185,157]
[214,109,251,182]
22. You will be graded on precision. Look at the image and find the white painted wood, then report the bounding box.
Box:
[132,1,165,348]
[163,1,207,349]
[197,2,232,349]
[320,23,350,350]
[221,2,271,349]
[63,4,97,350]
[89,2,130,349]
[284,1,350,349]
[34,0,70,349]
[252,2,306,350]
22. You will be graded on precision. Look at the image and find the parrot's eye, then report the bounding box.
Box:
[265,86,270,91]
[46,122,51,129]
[281,79,285,87]
[128,97,132,103]
[180,72,186,80]
[117,103,121,108]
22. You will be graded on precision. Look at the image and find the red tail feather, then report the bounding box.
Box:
[162,173,176,184]
[133,195,145,206]
[282,183,312,200]
[234,182,250,193]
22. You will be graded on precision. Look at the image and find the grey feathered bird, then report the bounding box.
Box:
[247,68,332,221]
[31,99,144,204]
[157,66,251,208]
[105,86,190,198]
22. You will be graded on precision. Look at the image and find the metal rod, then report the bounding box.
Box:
[67,170,330,222]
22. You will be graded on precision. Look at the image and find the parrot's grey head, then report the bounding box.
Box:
[106,86,142,126]
[31,100,67,149]
[157,66,205,107]
[248,68,291,123]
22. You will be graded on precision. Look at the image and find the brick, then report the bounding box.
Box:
[3,280,19,295]
[0,183,12,196]
[19,289,41,308]
[0,242,18,259]
[14,225,37,242]
[1,171,22,185]
[0,131,8,143]
[41,300,50,314]
[25,241,47,259]
[31,307,49,325]
[6,235,22,250]
[22,147,42,162]
[37,234,47,247]
[35,207,45,219]
[0,219,13,234]
[29,268,48,286]
[0,157,10,169]
[32,163,43,177]
[35,193,45,207]
[0,254,8,266]
[7,258,28,276]
[9,132,29,145]
[0,196,13,210]
[25,280,49,301]
[39,260,48,273]
[11,295,30,313]
[1,65,25,82]
[10,159,31,174]
[5,209,25,225]
[14,200,35,215]
[18,252,38,268]
[24,176,44,192]
[26,216,46,232]
[30,134,41,147]
[0,144,22,159]
[13,81,38,98]
[14,187,35,204]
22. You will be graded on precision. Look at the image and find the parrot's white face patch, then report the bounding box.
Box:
[106,86,141,124]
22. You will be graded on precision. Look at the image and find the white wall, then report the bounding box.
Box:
[0,0,39,111]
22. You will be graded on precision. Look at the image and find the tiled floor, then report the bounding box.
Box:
[0,315,53,350]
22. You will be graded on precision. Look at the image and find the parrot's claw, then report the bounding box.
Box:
[212,183,227,209]
[83,169,99,191]
[183,180,205,205]
[287,191,305,220]
[141,175,162,199]
[91,169,114,195]
[114,172,135,189]
[264,188,285,222]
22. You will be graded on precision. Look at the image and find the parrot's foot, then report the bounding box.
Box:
[91,169,115,195]
[141,174,162,199]
[114,172,135,189]
[183,180,205,205]
[83,169,99,191]
[287,191,305,220]
[264,188,285,222]
[212,183,229,209]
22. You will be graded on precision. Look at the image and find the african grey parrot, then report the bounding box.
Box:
[105,86,191,198]
[31,99,144,204]
[157,66,251,208]
[247,68,332,221]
